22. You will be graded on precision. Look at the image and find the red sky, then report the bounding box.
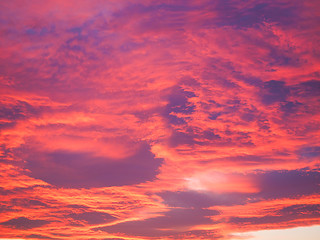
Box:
[0,1,320,239]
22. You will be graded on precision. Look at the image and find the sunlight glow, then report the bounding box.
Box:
[233,225,320,240]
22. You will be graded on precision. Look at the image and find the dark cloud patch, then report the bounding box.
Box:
[25,143,163,188]
[279,204,320,216]
[24,24,56,40]
[0,217,50,229]
[208,103,257,123]
[66,204,89,209]
[26,234,55,239]
[0,22,109,101]
[67,211,116,225]
[158,190,247,208]
[169,127,255,148]
[167,114,187,125]
[163,86,195,126]
[114,2,199,34]
[0,186,14,196]
[169,230,221,240]
[202,130,221,141]
[229,204,320,225]
[147,1,201,13]
[240,109,257,122]
[103,238,125,240]
[208,112,222,120]
[0,121,16,130]
[180,76,201,87]
[212,1,300,28]
[168,129,198,147]
[296,80,320,96]
[234,74,263,87]
[51,232,72,237]
[11,198,49,208]
[267,45,301,68]
[110,1,300,32]
[0,204,17,213]
[256,170,320,199]
[0,145,16,164]
[279,101,303,114]
[220,155,276,166]
[0,100,42,124]
[95,208,218,237]
[31,200,50,207]
[56,31,100,66]
[202,66,239,89]
[0,102,28,121]
[297,146,320,159]
[260,80,289,105]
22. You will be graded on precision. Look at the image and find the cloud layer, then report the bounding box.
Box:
[0,0,319,239]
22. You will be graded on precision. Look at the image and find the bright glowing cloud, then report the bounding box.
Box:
[232,225,320,240]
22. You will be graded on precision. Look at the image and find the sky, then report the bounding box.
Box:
[233,225,320,240]
[0,0,319,239]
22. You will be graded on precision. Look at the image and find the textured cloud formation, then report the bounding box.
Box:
[24,142,163,188]
[0,217,50,230]
[0,0,320,239]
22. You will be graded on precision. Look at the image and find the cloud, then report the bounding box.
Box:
[229,204,320,226]
[26,234,55,239]
[95,208,219,237]
[24,143,163,188]
[255,169,320,199]
[213,0,301,28]
[11,198,49,208]
[0,217,50,230]
[260,80,290,105]
[67,211,116,225]
[297,146,320,159]
[103,238,125,240]
[158,190,248,208]
[163,86,196,125]
[0,0,319,239]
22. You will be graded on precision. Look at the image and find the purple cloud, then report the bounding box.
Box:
[1,217,50,229]
[67,211,116,225]
[24,143,163,188]
[95,208,219,237]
